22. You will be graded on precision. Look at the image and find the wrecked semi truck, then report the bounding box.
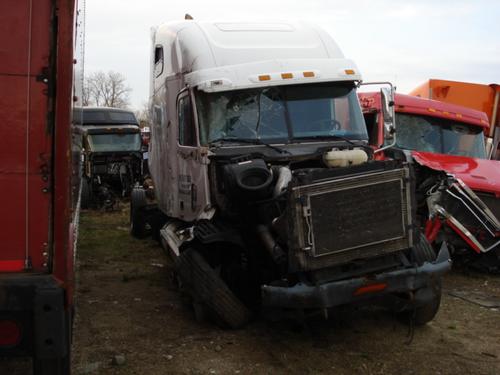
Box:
[76,107,144,209]
[0,0,83,373]
[360,92,500,271]
[134,20,451,327]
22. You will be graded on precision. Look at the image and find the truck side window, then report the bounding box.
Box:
[154,46,164,77]
[178,95,196,146]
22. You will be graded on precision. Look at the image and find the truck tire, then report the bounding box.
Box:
[413,287,442,326]
[407,232,442,325]
[80,178,91,209]
[175,248,251,329]
[412,231,437,266]
[130,188,147,238]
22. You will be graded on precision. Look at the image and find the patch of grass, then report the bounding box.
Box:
[76,204,171,294]
[78,205,157,262]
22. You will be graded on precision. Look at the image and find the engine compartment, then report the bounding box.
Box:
[203,146,415,285]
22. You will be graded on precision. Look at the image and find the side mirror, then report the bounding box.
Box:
[359,81,396,153]
[380,87,395,140]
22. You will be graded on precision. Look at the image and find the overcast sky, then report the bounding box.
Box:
[84,0,500,110]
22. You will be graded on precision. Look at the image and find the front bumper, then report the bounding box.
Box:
[262,245,451,309]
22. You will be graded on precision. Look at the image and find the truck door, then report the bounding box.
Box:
[0,0,54,272]
[175,90,210,221]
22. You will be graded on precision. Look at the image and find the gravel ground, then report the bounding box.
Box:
[2,206,500,374]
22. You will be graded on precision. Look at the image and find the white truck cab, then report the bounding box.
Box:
[150,20,363,221]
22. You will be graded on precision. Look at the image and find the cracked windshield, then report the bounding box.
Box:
[395,114,487,158]
[195,83,368,144]
[88,133,142,152]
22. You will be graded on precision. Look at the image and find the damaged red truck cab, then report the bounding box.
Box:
[0,0,82,373]
[360,92,500,269]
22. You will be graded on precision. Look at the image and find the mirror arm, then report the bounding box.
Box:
[360,81,396,154]
[374,130,396,153]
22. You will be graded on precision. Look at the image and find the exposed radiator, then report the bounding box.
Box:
[288,167,414,271]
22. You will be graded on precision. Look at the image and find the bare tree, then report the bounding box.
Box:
[82,80,91,107]
[83,70,132,108]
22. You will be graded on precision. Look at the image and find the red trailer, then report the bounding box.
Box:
[0,0,83,373]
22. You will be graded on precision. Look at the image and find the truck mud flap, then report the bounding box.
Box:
[33,287,69,359]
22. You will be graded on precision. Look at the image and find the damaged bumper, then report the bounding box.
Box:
[262,245,451,309]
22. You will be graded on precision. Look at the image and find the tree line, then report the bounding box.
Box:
[83,70,151,125]
[83,70,131,109]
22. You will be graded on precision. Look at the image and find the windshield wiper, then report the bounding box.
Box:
[209,137,291,155]
[292,134,357,146]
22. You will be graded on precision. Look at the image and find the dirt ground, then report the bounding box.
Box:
[2,206,500,374]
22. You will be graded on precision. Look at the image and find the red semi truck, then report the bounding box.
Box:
[360,92,500,270]
[0,0,83,373]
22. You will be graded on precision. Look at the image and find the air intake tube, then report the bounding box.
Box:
[223,159,273,200]
[273,166,292,197]
[256,224,287,270]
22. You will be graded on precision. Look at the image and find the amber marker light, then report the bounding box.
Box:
[281,73,293,79]
[353,283,387,296]
[258,75,271,81]
[303,71,315,77]
[344,69,355,75]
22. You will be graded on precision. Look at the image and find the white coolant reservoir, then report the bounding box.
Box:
[323,148,368,168]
